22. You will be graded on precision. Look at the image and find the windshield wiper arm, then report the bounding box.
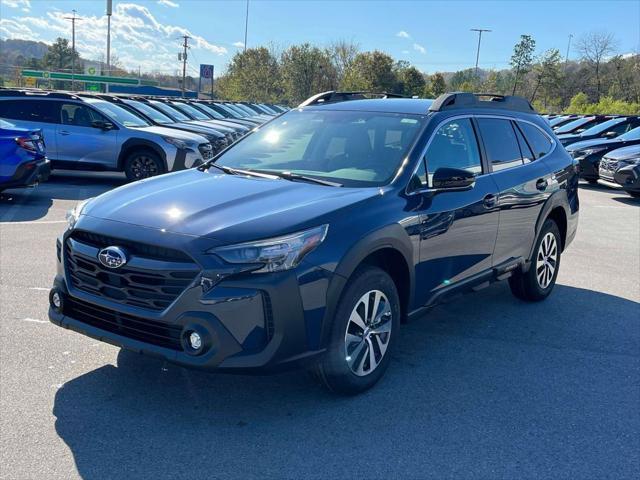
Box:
[203,163,279,179]
[254,170,343,187]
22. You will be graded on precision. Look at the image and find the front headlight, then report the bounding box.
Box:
[210,225,328,273]
[163,136,196,150]
[620,157,640,166]
[65,198,92,229]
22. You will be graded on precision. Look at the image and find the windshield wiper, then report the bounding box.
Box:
[203,163,279,179]
[252,170,343,187]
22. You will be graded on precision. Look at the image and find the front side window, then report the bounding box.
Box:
[423,118,482,186]
[124,100,173,125]
[477,118,523,172]
[216,110,426,187]
[172,102,210,120]
[519,122,553,159]
[60,103,105,127]
[83,99,149,127]
[150,101,191,122]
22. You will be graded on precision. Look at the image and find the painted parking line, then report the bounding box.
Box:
[0,220,67,225]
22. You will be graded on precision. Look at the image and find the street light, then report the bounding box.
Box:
[106,0,112,93]
[471,28,491,78]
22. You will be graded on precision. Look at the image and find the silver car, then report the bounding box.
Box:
[0,90,213,181]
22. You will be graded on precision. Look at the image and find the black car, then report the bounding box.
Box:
[566,126,640,183]
[599,144,640,197]
[549,115,580,129]
[49,92,579,394]
[557,116,640,147]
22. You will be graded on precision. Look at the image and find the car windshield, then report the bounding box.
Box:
[0,119,15,129]
[124,100,174,125]
[555,117,594,134]
[224,104,249,117]
[194,103,225,119]
[84,99,150,127]
[549,116,569,126]
[149,100,191,122]
[618,126,640,141]
[215,109,426,187]
[172,102,210,120]
[580,117,626,136]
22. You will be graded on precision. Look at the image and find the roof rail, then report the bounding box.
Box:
[298,90,407,107]
[0,88,81,100]
[429,92,536,114]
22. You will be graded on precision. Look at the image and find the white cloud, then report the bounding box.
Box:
[2,0,31,12]
[413,43,426,54]
[401,50,410,55]
[232,41,245,48]
[1,3,227,73]
[396,30,410,39]
[157,0,179,7]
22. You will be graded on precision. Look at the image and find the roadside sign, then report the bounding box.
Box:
[21,70,158,87]
[23,77,36,87]
[200,64,214,79]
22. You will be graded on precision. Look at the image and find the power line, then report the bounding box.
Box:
[179,34,191,97]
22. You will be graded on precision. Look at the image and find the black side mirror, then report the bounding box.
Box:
[603,131,618,138]
[432,167,476,190]
[92,120,114,130]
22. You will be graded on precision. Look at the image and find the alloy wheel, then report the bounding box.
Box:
[344,290,393,376]
[536,232,558,289]
[130,156,159,179]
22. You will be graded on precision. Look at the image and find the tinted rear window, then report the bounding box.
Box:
[0,99,59,123]
[519,122,553,159]
[477,118,523,171]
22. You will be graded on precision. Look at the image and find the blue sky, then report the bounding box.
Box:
[1,0,638,77]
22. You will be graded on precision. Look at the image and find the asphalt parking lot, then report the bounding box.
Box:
[0,173,638,480]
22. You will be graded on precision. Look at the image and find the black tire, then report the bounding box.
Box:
[124,150,165,182]
[509,218,561,302]
[314,266,400,395]
[586,178,598,184]
[628,191,640,198]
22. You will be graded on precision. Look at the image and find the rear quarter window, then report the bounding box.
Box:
[0,99,59,123]
[518,122,553,159]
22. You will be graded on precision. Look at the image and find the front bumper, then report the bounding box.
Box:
[614,164,640,194]
[48,219,333,372]
[0,157,50,189]
[576,154,600,180]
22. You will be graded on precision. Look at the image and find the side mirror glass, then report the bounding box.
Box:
[432,167,475,190]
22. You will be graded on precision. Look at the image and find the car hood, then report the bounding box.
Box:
[82,169,378,243]
[136,125,208,143]
[169,122,225,139]
[604,144,640,160]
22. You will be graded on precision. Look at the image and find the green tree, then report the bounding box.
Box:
[43,37,81,73]
[280,43,337,104]
[530,49,563,104]
[341,51,397,92]
[217,47,282,102]
[395,62,425,97]
[429,72,446,96]
[510,34,536,95]
[448,69,476,91]
[565,92,590,113]
[327,40,360,86]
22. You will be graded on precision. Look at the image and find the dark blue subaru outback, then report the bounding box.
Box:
[49,92,579,394]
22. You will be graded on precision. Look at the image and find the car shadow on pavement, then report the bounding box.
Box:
[612,195,639,206]
[52,283,640,479]
[0,173,125,222]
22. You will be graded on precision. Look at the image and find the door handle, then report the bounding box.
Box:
[59,130,71,136]
[483,194,497,209]
[536,178,548,191]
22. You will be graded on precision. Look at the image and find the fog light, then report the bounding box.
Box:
[189,331,202,350]
[49,289,64,313]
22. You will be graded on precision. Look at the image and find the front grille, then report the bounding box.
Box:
[65,232,199,311]
[64,296,183,351]
[600,158,619,172]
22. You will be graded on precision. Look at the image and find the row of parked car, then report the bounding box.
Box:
[0,88,287,192]
[542,113,640,197]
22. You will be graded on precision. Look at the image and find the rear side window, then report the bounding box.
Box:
[513,125,534,163]
[0,99,59,123]
[60,103,105,127]
[518,122,553,159]
[477,118,523,172]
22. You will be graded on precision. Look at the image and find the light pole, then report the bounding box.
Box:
[106,0,112,92]
[244,0,249,52]
[64,9,82,90]
[565,33,573,65]
[471,28,491,78]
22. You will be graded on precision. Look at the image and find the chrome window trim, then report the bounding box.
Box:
[405,113,557,195]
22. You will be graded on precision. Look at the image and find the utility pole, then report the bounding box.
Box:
[244,0,249,52]
[180,35,190,97]
[64,9,82,91]
[565,33,573,65]
[106,0,112,93]
[471,28,491,78]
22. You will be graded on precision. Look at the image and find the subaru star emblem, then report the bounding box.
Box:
[98,246,128,269]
